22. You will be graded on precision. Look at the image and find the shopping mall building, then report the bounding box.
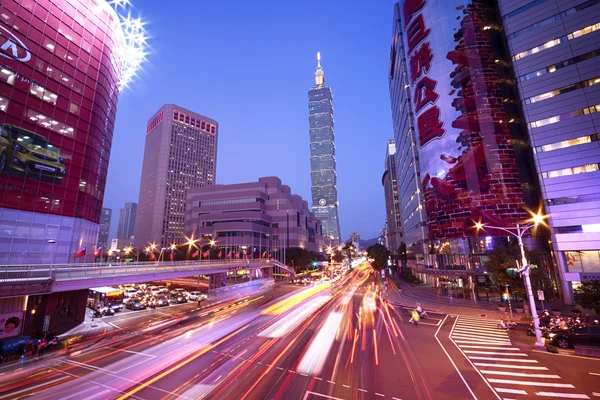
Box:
[0,0,137,335]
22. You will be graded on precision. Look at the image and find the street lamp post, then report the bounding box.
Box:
[475,213,546,350]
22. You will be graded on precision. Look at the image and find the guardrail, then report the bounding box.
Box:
[0,259,295,298]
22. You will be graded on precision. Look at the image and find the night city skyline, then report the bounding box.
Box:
[103,0,395,242]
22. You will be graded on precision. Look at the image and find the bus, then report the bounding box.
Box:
[88,287,125,312]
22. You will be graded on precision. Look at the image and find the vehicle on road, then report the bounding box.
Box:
[550,326,600,348]
[149,286,161,296]
[88,287,125,312]
[126,300,146,311]
[155,295,169,307]
[124,288,138,300]
[188,291,207,301]
[171,288,189,298]
[170,295,187,304]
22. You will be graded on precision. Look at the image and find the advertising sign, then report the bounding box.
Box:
[401,0,527,240]
[0,2,121,224]
[0,311,23,339]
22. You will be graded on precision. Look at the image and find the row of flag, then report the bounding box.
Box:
[75,247,272,260]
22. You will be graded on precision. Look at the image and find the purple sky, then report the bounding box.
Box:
[104,0,396,242]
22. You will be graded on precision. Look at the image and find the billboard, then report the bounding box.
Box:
[0,0,123,224]
[0,311,23,339]
[401,0,527,240]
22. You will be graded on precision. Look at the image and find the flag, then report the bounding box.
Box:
[261,251,267,259]
[169,252,174,261]
[226,250,232,259]
[94,247,102,257]
[217,251,222,259]
[268,253,272,258]
[75,247,86,258]
[150,252,156,260]
[192,250,199,258]
[202,250,210,258]
[234,252,240,259]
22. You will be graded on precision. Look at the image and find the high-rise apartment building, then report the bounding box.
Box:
[135,104,218,249]
[98,208,112,251]
[389,4,429,263]
[382,140,404,254]
[117,202,137,240]
[498,0,600,303]
[308,53,341,245]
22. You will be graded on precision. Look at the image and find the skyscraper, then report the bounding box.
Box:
[98,208,112,251]
[308,52,341,244]
[350,232,361,253]
[498,0,600,303]
[382,140,403,254]
[389,4,428,263]
[134,104,218,249]
[117,202,137,240]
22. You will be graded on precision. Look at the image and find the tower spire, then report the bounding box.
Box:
[314,51,324,87]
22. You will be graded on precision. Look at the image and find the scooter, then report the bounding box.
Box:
[417,309,428,319]
[102,306,115,317]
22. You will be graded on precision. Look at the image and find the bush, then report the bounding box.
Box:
[571,309,581,314]
[551,308,561,312]
[545,344,559,353]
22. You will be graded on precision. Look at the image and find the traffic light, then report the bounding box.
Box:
[506,268,517,276]
[502,292,509,301]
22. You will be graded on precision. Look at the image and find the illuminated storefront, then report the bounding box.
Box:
[0,0,145,264]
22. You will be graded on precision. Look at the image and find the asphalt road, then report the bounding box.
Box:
[0,265,598,400]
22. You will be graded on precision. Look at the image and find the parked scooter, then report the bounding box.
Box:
[102,306,115,317]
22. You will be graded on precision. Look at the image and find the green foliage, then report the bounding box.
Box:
[483,243,543,296]
[285,247,313,272]
[574,280,600,313]
[398,242,408,262]
[367,243,390,270]
[333,250,344,263]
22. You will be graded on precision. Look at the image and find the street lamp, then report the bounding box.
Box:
[474,211,547,350]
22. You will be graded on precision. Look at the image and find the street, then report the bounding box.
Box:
[0,265,598,400]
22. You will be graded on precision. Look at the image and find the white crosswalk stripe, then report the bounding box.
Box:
[451,316,591,399]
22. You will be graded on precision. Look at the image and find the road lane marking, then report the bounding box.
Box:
[459,346,522,351]
[453,326,509,334]
[358,388,367,392]
[463,351,528,356]
[327,380,335,384]
[468,357,538,362]
[535,393,591,398]
[474,363,548,370]
[486,379,574,388]
[108,322,123,330]
[105,346,155,357]
[481,371,561,379]
[0,376,70,399]
[82,389,113,400]
[375,393,385,397]
[454,340,513,345]
[302,391,345,400]
[314,377,322,380]
[590,373,600,376]
[494,388,528,395]
[342,385,350,388]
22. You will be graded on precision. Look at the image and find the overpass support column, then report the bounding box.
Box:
[22,289,88,339]
[209,273,227,290]
[262,267,272,279]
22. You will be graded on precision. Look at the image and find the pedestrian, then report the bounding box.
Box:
[38,338,47,359]
[32,341,39,360]
[25,340,33,359]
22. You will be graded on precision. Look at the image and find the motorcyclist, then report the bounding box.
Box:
[498,318,507,330]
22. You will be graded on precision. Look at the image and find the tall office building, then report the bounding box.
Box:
[350,232,360,253]
[134,104,218,249]
[382,140,404,254]
[308,52,341,245]
[498,0,600,303]
[117,202,137,240]
[98,208,112,251]
[389,4,429,263]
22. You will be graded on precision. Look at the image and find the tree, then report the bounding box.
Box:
[285,247,313,272]
[367,244,390,270]
[333,250,344,263]
[342,241,355,260]
[574,281,600,313]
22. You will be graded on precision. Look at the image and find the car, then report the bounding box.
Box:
[171,288,188,298]
[0,124,67,183]
[155,295,169,307]
[551,326,600,348]
[188,291,207,301]
[170,295,187,304]
[126,300,146,311]
[124,288,138,299]
[158,286,169,294]
[148,286,161,296]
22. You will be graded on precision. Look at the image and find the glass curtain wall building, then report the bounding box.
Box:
[308,53,341,244]
[389,3,429,263]
[498,0,600,303]
[382,139,404,255]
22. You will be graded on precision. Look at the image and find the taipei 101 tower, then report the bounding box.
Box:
[308,52,341,244]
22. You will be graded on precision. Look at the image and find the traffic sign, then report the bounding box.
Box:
[43,315,50,332]
[537,290,544,301]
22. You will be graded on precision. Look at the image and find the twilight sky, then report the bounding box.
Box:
[105,0,396,242]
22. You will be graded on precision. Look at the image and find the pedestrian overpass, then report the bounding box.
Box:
[0,259,295,298]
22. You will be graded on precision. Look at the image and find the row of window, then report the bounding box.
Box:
[518,49,600,82]
[199,197,264,207]
[503,0,550,21]
[534,133,599,153]
[556,224,600,234]
[173,110,216,134]
[513,22,600,61]
[546,192,600,206]
[539,163,599,179]
[529,104,600,128]
[508,0,600,40]
[524,77,600,104]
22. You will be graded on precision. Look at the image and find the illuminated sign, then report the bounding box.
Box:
[173,110,216,134]
[146,110,164,134]
[0,25,31,62]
